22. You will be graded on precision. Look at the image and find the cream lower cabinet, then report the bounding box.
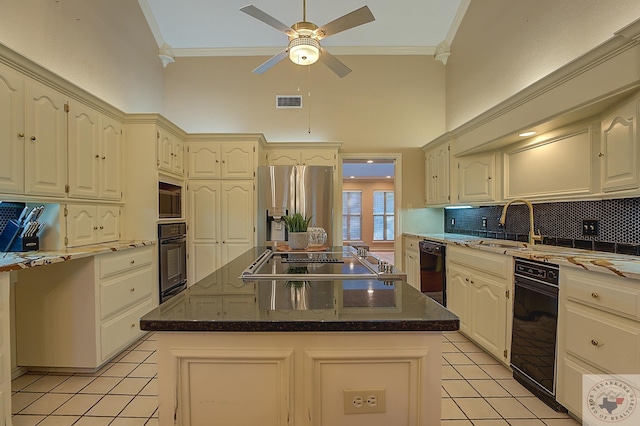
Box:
[556,267,640,421]
[0,273,11,426]
[66,204,120,247]
[446,246,511,363]
[187,181,254,284]
[403,235,421,290]
[15,246,155,370]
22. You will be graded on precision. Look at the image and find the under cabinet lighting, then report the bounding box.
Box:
[519,131,536,137]
[444,205,473,209]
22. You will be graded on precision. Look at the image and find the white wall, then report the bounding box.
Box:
[446,0,640,131]
[162,55,446,151]
[0,0,164,113]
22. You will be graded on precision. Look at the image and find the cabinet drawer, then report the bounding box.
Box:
[101,299,153,361]
[564,304,640,373]
[447,246,510,279]
[101,267,153,319]
[563,267,640,320]
[404,236,420,251]
[99,246,153,280]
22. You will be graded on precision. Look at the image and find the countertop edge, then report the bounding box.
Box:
[0,240,156,272]
[406,232,640,281]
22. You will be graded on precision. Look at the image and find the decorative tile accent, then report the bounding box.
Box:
[445,197,640,253]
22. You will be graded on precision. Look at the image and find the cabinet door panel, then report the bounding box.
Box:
[67,205,97,247]
[457,154,495,203]
[99,116,122,200]
[157,130,173,172]
[25,79,67,196]
[98,206,120,243]
[0,63,25,194]
[601,101,638,192]
[470,273,507,358]
[221,143,253,178]
[221,181,253,265]
[446,263,470,335]
[188,143,220,179]
[68,102,99,199]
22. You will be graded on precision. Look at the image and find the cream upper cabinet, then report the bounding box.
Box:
[600,99,639,193]
[0,62,25,194]
[446,245,511,363]
[66,204,120,247]
[425,144,450,205]
[504,125,593,200]
[157,127,184,177]
[187,142,221,179]
[24,79,68,197]
[221,142,255,179]
[456,153,496,203]
[268,148,337,167]
[68,102,122,200]
[187,141,256,179]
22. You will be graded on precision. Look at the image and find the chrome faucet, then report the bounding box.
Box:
[499,199,542,245]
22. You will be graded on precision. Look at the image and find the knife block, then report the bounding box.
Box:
[0,220,39,252]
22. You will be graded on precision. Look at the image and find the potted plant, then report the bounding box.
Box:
[283,213,312,249]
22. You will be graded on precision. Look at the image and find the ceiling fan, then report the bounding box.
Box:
[240,1,375,78]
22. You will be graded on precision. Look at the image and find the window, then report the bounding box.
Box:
[373,191,394,241]
[342,191,362,241]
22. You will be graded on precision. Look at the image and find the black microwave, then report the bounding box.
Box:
[159,182,182,218]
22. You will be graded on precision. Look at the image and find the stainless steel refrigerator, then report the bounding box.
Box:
[257,165,333,247]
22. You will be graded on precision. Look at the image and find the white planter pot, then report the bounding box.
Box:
[288,232,309,250]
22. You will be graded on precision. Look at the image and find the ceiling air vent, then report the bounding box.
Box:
[276,95,302,109]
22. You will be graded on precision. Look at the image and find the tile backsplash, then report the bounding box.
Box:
[444,197,640,254]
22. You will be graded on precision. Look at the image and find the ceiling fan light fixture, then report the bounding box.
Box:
[288,36,320,65]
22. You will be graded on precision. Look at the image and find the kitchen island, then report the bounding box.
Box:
[140,247,459,426]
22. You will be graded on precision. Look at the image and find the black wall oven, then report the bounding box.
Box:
[418,240,446,306]
[511,258,565,412]
[159,222,187,303]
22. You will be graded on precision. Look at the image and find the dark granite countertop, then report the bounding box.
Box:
[140,247,459,332]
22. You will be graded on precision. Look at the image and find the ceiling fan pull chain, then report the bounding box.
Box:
[308,65,312,134]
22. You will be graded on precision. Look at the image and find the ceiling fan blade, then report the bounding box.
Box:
[252,49,289,74]
[319,47,351,78]
[240,5,296,36]
[316,6,375,39]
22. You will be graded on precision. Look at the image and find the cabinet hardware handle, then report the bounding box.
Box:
[130,287,135,292]
[93,226,98,230]
[598,152,604,157]
[488,176,492,180]
[18,132,24,138]
[30,136,36,141]
[130,260,135,264]
[131,323,135,328]
[591,339,602,347]
[470,280,474,284]
[591,292,599,298]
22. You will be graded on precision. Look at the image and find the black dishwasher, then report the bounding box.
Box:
[418,240,446,306]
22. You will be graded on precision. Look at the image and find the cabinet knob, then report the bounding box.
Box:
[130,287,135,292]
[222,160,226,163]
[99,226,104,229]
[465,278,469,282]
[591,291,599,299]
[598,152,604,157]
[591,339,602,347]
[488,176,492,180]
[131,323,136,328]
[93,226,98,230]
[18,132,24,138]
[30,136,37,141]
[102,156,106,160]
[95,154,100,159]
[130,260,135,264]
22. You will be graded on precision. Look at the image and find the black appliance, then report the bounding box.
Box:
[158,222,187,303]
[158,182,182,219]
[511,258,565,412]
[418,240,446,306]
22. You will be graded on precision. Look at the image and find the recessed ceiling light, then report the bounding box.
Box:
[519,131,536,137]
[350,176,355,179]
[386,175,392,179]
[366,160,374,163]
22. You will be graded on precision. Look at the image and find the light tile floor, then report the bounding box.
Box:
[11,331,581,425]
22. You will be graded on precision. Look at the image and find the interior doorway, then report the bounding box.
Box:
[340,154,401,264]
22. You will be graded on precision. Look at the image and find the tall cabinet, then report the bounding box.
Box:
[186,135,265,284]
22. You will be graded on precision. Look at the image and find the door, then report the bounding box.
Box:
[189,182,221,283]
[25,79,67,197]
[0,62,25,194]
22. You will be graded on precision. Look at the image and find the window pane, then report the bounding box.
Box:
[385,192,394,214]
[373,216,383,240]
[386,216,395,240]
[349,216,361,240]
[348,194,361,214]
[373,192,384,214]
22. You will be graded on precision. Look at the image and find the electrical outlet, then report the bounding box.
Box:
[451,218,455,226]
[582,219,600,236]
[482,217,487,228]
[343,388,386,414]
